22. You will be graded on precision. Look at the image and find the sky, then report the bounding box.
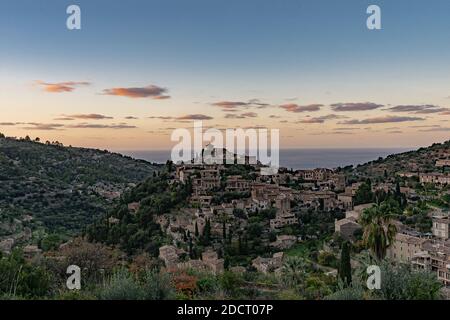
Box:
[1,0,450,151]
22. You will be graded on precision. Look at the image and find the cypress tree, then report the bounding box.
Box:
[188,236,194,258]
[204,218,211,245]
[222,220,227,242]
[228,228,233,245]
[339,241,352,286]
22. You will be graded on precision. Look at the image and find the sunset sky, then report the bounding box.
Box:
[2,0,450,150]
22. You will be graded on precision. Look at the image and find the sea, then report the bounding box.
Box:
[120,148,412,170]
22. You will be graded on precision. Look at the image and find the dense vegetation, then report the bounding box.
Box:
[86,167,192,255]
[0,135,160,238]
[344,140,450,181]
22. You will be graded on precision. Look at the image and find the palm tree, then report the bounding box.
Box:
[281,256,308,287]
[360,202,397,261]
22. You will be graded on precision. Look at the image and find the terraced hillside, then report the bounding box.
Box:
[0,136,160,240]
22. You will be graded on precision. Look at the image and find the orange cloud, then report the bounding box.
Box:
[65,123,137,129]
[280,104,322,113]
[176,114,213,121]
[22,123,65,130]
[36,81,90,93]
[212,99,269,111]
[148,114,213,121]
[297,114,346,124]
[56,114,114,120]
[224,112,258,119]
[102,85,170,99]
[331,102,383,112]
[340,116,424,125]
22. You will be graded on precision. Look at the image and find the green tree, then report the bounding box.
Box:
[194,221,199,238]
[339,242,352,286]
[39,234,62,251]
[222,220,227,242]
[377,261,442,300]
[142,269,176,300]
[360,202,397,261]
[281,256,308,287]
[202,218,211,245]
[354,181,374,205]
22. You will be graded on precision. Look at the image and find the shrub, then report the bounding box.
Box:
[141,269,175,300]
[98,269,145,300]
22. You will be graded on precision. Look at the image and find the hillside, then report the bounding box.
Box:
[345,140,450,181]
[0,136,161,241]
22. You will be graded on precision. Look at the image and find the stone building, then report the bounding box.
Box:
[334,217,362,241]
[387,233,427,263]
[432,215,450,240]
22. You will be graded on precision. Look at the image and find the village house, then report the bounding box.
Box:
[331,174,346,191]
[387,233,427,263]
[251,183,281,202]
[397,172,418,178]
[420,173,450,184]
[334,217,362,241]
[172,250,224,274]
[270,211,298,230]
[270,194,298,230]
[412,240,450,289]
[338,194,353,210]
[22,245,42,260]
[299,190,336,203]
[176,164,199,183]
[432,215,450,240]
[295,168,333,182]
[374,183,394,193]
[225,175,250,193]
[230,266,247,274]
[0,238,15,254]
[436,159,450,167]
[272,172,291,185]
[400,186,415,197]
[345,203,374,221]
[159,245,186,269]
[252,252,284,274]
[274,193,291,212]
[192,169,221,193]
[299,190,340,211]
[270,235,297,250]
[345,182,363,196]
[201,250,224,274]
[190,195,213,208]
[313,173,346,192]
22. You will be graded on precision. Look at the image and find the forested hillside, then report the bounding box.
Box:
[0,135,160,240]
